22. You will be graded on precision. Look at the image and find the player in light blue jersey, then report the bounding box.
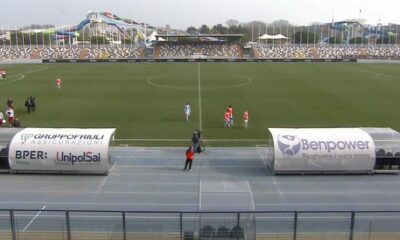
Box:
[184,102,191,121]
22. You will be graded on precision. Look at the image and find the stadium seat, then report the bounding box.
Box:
[375,149,386,169]
[216,226,230,238]
[199,225,216,239]
[384,152,394,169]
[230,226,245,239]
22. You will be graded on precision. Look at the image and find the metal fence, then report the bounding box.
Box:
[1,210,400,240]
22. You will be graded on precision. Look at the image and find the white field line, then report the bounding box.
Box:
[197,63,202,131]
[0,74,24,85]
[22,205,47,232]
[0,67,48,85]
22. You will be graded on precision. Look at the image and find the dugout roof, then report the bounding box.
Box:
[155,34,243,42]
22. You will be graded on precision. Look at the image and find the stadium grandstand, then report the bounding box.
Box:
[0,11,399,61]
[2,8,400,240]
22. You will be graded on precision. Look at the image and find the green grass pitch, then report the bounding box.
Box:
[0,63,399,146]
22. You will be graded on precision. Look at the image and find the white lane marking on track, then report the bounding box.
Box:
[247,181,256,210]
[255,147,284,199]
[110,165,264,168]
[115,139,266,142]
[22,205,47,232]
[198,180,202,211]
[96,177,108,194]
[112,156,261,159]
[0,201,197,206]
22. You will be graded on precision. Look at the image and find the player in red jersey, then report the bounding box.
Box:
[56,78,62,88]
[243,111,249,129]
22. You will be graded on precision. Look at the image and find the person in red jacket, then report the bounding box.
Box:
[183,146,194,171]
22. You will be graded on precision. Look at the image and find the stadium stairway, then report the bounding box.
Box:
[252,48,259,59]
[238,45,244,58]
[154,46,160,59]
[310,48,319,58]
[358,48,368,59]
[30,48,42,59]
[79,48,89,59]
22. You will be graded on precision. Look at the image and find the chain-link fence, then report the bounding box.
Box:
[1,210,400,240]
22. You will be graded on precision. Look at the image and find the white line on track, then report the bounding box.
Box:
[112,156,261,159]
[22,205,47,232]
[256,202,400,206]
[115,139,266,142]
[0,201,197,206]
[199,180,202,211]
[111,165,264,168]
[255,147,268,167]
[109,163,117,172]
[97,177,108,194]
[247,181,256,211]
[197,63,202,131]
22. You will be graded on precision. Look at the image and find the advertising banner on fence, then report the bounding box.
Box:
[8,128,116,173]
[269,128,376,172]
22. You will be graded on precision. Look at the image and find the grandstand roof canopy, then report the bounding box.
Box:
[155,34,243,42]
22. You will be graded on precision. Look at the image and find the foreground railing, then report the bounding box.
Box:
[1,210,400,240]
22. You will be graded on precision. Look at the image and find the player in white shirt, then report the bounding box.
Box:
[5,107,14,127]
[184,102,191,121]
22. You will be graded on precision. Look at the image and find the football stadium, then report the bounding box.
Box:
[1,4,400,240]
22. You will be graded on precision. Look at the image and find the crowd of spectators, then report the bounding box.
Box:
[1,44,400,59]
[158,43,198,58]
[0,46,143,59]
[254,45,400,59]
[158,42,241,58]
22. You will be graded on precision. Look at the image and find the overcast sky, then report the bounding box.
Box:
[0,0,398,29]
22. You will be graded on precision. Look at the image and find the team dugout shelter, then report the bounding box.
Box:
[268,128,400,174]
[0,128,116,175]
